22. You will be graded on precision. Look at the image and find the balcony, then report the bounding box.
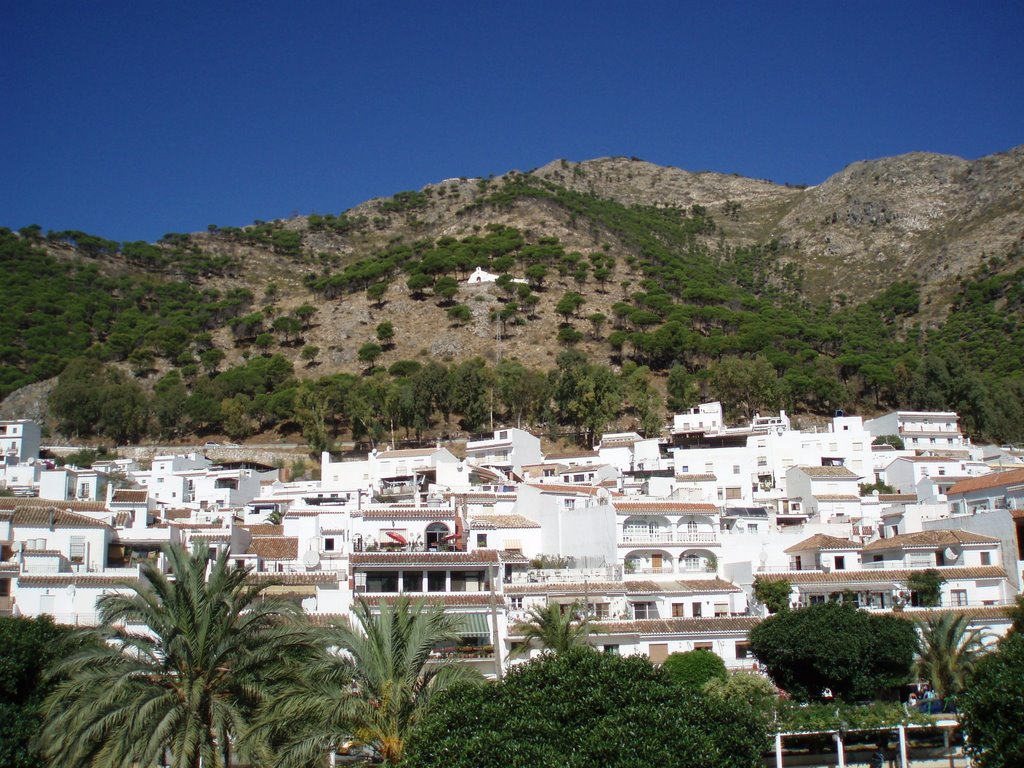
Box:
[620,531,718,545]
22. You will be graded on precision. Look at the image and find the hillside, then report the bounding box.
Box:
[2,146,1023,447]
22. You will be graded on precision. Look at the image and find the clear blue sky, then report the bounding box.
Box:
[4,1,1023,243]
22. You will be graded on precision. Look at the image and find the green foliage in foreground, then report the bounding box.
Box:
[401,647,769,768]
[0,616,83,768]
[960,632,1024,768]
[775,701,933,733]
[40,544,312,768]
[749,602,918,703]
[663,649,728,691]
[250,596,483,766]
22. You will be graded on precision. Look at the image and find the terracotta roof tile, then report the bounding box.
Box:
[247,572,342,585]
[785,534,860,554]
[878,494,918,502]
[947,468,1024,496]
[351,550,503,566]
[795,466,860,478]
[589,616,759,636]
[110,489,148,503]
[248,537,299,560]
[615,501,718,514]
[544,450,600,460]
[815,494,862,501]
[18,574,138,587]
[377,448,441,458]
[757,565,1007,585]
[243,524,284,535]
[862,530,999,551]
[674,474,717,482]
[352,593,504,608]
[362,509,455,520]
[525,483,601,496]
[0,498,108,513]
[469,514,540,529]
[10,506,111,529]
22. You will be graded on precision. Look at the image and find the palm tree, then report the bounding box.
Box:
[40,544,312,768]
[512,600,602,656]
[253,595,483,766]
[916,612,990,700]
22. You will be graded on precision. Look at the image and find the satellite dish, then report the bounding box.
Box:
[942,546,960,563]
[302,550,321,569]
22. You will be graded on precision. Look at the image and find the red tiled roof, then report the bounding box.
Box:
[362,509,455,520]
[110,489,148,503]
[0,498,108,513]
[351,550,503,566]
[243,524,284,535]
[589,616,759,636]
[795,466,860,478]
[377,448,441,458]
[18,574,138,587]
[353,593,504,608]
[615,501,718,514]
[470,514,540,529]
[247,572,342,585]
[757,565,1007,585]
[784,534,860,553]
[525,483,601,496]
[544,450,600,460]
[248,537,299,560]
[8,506,111,529]
[862,530,999,551]
[947,468,1024,496]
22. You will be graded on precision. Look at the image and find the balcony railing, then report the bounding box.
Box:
[620,531,718,545]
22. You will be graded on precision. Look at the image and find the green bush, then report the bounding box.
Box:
[960,633,1024,768]
[401,647,768,768]
[663,649,727,691]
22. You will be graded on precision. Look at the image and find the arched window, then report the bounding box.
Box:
[425,522,450,549]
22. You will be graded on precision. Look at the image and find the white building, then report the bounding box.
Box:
[0,420,41,462]
[865,410,969,454]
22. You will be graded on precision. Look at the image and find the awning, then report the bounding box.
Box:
[457,613,492,637]
[385,531,407,545]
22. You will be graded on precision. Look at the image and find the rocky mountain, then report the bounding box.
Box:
[2,145,1023,444]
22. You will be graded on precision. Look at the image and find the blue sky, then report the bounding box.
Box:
[4,1,1023,243]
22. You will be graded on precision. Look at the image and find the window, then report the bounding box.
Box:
[79,483,90,499]
[564,498,575,509]
[980,552,992,566]
[573,474,585,482]
[672,602,685,618]
[714,603,729,617]
[834,556,846,571]
[726,487,742,500]
[324,538,335,551]
[476,533,488,548]
[648,643,669,664]
[510,596,523,609]
[732,465,740,475]
[603,644,620,655]
[693,642,713,651]
[692,602,702,617]
[748,523,759,534]
[69,536,86,563]
[427,571,447,592]
[735,642,752,659]
[951,590,968,607]
[632,602,656,619]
